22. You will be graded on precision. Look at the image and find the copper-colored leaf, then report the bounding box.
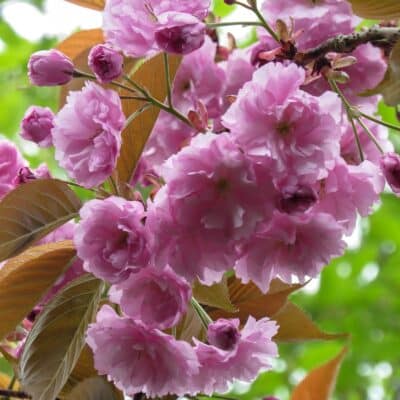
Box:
[57,29,104,60]
[66,377,123,400]
[363,40,400,106]
[0,241,76,341]
[193,276,237,313]
[0,179,81,262]
[64,0,104,11]
[291,347,348,400]
[274,302,349,342]
[209,277,303,323]
[348,0,400,19]
[116,54,182,185]
[20,275,104,400]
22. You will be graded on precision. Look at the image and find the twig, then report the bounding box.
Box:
[299,27,400,64]
[0,390,31,399]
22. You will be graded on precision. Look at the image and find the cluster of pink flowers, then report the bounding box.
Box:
[3,0,400,397]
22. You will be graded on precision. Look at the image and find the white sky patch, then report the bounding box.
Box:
[2,0,102,42]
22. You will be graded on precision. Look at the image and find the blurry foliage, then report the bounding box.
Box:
[0,1,400,399]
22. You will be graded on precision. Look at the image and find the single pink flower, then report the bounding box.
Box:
[75,197,149,284]
[109,265,191,329]
[52,81,125,188]
[87,305,200,397]
[193,316,278,395]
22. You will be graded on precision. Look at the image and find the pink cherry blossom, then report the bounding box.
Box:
[173,37,226,118]
[193,316,278,395]
[52,81,125,188]
[86,305,200,397]
[109,266,191,329]
[75,196,149,284]
[236,211,346,292]
[103,0,210,57]
[315,160,384,233]
[207,318,241,351]
[155,12,206,55]
[20,106,54,147]
[223,62,340,183]
[147,133,267,284]
[260,0,357,50]
[380,152,400,196]
[0,139,26,199]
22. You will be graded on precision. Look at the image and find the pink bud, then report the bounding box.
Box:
[155,12,206,55]
[380,152,400,196]
[28,49,74,86]
[207,319,241,351]
[88,44,123,83]
[20,106,54,147]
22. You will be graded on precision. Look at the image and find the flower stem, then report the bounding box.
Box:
[356,117,384,154]
[328,79,365,162]
[249,1,280,43]
[206,21,263,28]
[73,70,140,95]
[360,111,400,133]
[191,297,213,329]
[163,52,173,107]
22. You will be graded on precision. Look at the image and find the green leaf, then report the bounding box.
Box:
[0,241,76,341]
[19,275,104,400]
[0,179,81,263]
[212,0,237,18]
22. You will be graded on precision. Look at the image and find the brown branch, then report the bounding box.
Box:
[0,389,31,399]
[297,27,400,64]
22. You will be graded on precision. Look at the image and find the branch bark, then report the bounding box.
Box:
[0,389,31,399]
[297,27,400,64]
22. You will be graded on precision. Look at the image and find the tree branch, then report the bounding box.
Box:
[298,27,400,64]
[0,389,31,399]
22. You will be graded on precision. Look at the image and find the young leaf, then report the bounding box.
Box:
[175,304,207,343]
[64,0,104,10]
[0,179,81,262]
[116,53,182,185]
[362,40,400,107]
[348,0,400,19]
[19,275,104,400]
[273,302,349,342]
[57,29,104,60]
[66,377,123,400]
[193,276,237,313]
[209,277,304,323]
[291,347,348,400]
[0,241,76,341]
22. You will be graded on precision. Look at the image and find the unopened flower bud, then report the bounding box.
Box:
[155,12,206,55]
[88,44,123,83]
[380,152,400,196]
[20,106,54,148]
[207,319,241,351]
[28,50,74,86]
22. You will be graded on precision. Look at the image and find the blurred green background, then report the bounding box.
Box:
[0,1,399,399]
